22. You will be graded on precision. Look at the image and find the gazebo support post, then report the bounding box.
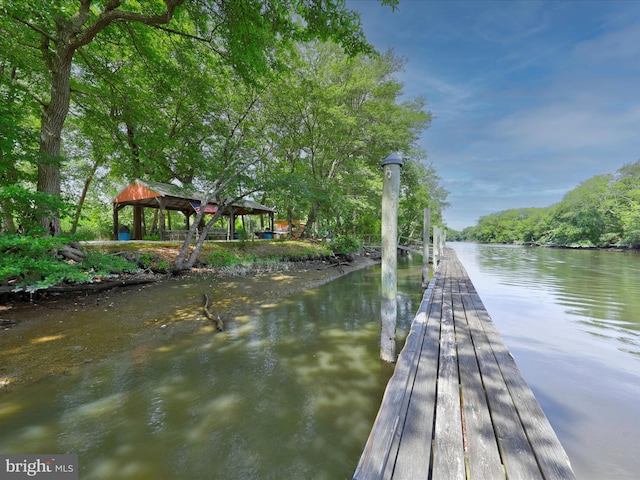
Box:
[113,204,119,241]
[133,206,143,240]
[157,198,167,241]
[228,208,236,240]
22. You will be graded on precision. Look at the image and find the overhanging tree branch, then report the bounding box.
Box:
[69,0,185,51]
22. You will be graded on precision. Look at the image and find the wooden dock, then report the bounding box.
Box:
[353,249,576,479]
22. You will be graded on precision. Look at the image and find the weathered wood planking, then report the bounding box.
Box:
[353,249,576,480]
[390,286,440,479]
[451,263,505,479]
[463,275,575,480]
[431,270,465,478]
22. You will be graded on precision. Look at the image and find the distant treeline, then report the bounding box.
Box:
[460,160,640,248]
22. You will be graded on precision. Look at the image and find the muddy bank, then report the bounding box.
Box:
[0,255,379,392]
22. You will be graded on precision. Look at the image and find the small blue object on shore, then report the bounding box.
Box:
[118,225,130,241]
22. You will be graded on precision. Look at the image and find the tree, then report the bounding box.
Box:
[462,160,640,247]
[2,0,188,235]
[172,71,277,271]
[611,160,640,246]
[265,43,432,236]
[399,154,449,239]
[546,175,621,246]
[0,0,398,235]
[0,62,51,235]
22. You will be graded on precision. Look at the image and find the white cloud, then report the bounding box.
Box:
[351,0,640,229]
[494,101,640,152]
[572,21,640,65]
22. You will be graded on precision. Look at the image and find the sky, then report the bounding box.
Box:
[347,0,640,230]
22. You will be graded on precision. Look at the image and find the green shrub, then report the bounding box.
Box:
[208,250,241,267]
[0,234,139,291]
[83,251,140,275]
[139,252,155,268]
[332,235,363,255]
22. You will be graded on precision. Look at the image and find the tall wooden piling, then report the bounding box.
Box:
[380,153,403,363]
[422,207,430,287]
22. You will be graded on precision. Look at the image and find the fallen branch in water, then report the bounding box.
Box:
[318,253,349,273]
[203,293,224,331]
[319,261,349,270]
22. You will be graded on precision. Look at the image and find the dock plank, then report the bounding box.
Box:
[452,288,505,479]
[431,268,466,478]
[353,284,436,480]
[353,249,576,480]
[460,276,543,479]
[390,285,440,479]
[464,277,575,480]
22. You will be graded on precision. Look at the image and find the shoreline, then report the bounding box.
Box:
[470,240,640,251]
[0,254,379,392]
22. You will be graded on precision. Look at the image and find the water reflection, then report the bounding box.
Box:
[473,244,640,350]
[0,257,424,479]
[451,243,640,480]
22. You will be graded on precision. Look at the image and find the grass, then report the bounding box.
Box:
[89,239,333,270]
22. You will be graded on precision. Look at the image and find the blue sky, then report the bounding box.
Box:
[347,0,640,230]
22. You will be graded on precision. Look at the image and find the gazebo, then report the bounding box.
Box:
[112,179,276,241]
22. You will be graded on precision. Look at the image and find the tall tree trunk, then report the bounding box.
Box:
[174,207,207,271]
[38,50,73,236]
[184,211,225,269]
[33,0,184,236]
[174,206,228,272]
[70,157,101,234]
[0,204,16,233]
[304,202,322,238]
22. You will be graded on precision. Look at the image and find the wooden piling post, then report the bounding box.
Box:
[432,226,446,269]
[422,207,431,287]
[433,226,440,268]
[380,153,403,363]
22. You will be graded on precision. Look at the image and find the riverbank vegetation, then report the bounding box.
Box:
[0,237,338,293]
[1,1,448,285]
[461,160,640,248]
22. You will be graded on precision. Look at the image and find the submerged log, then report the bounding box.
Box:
[203,293,224,331]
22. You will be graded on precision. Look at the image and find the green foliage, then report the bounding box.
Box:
[133,252,171,273]
[82,251,140,276]
[235,227,249,241]
[0,185,73,236]
[463,160,640,248]
[2,0,398,238]
[263,43,441,240]
[139,252,155,268]
[2,0,444,264]
[208,249,244,267]
[332,234,363,255]
[446,227,464,241]
[0,234,138,292]
[399,156,449,239]
[204,240,330,267]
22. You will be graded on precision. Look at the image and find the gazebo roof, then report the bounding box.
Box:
[113,179,276,215]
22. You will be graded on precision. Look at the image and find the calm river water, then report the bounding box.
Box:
[3,245,638,479]
[0,258,423,480]
[451,242,640,480]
